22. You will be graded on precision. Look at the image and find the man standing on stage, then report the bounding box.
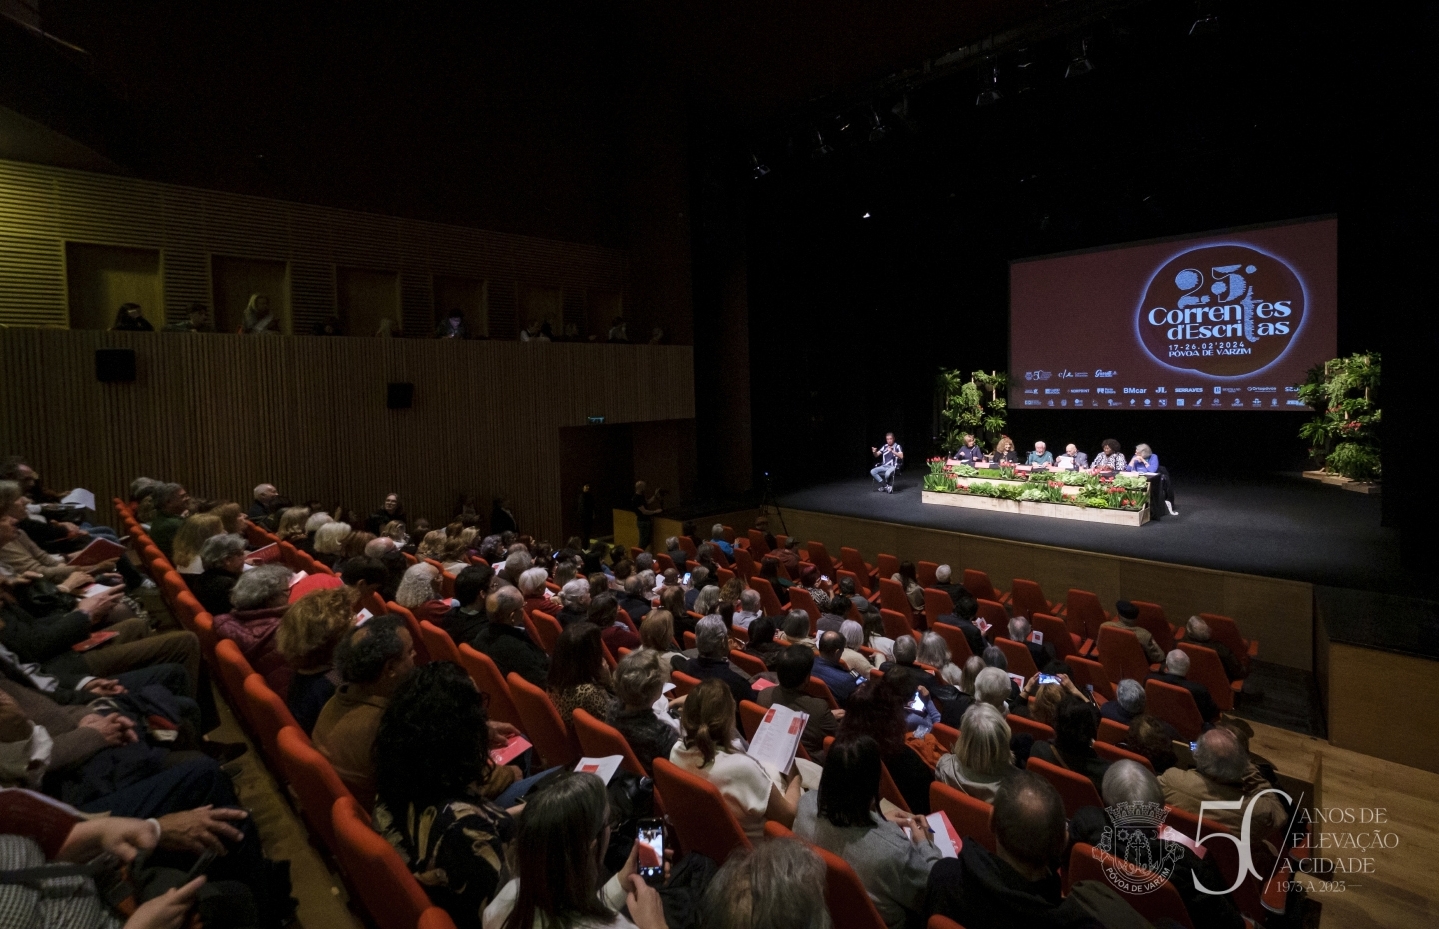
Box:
[870,432,904,493]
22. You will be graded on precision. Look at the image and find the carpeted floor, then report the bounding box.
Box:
[778,471,1415,594]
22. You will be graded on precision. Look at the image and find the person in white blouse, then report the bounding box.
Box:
[668,678,801,839]
[484,772,668,929]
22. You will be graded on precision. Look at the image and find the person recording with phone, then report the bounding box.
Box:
[869,432,904,493]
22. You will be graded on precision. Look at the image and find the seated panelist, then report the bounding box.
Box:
[1025,441,1054,468]
[1092,439,1126,472]
[954,434,986,467]
[990,436,1018,465]
[1054,443,1089,471]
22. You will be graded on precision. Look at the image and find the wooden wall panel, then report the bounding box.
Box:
[748,508,1313,670]
[0,329,693,544]
[1326,643,1439,773]
[0,159,628,334]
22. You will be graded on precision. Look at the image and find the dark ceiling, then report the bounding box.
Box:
[1,0,1077,242]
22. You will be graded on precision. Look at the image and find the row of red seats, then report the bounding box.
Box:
[114,499,458,929]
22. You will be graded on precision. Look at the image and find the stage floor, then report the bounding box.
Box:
[778,471,1411,594]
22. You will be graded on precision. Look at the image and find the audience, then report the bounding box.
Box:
[794,735,940,928]
[373,662,515,928]
[546,621,614,730]
[688,615,756,711]
[924,771,1126,929]
[607,647,679,772]
[1102,600,1164,664]
[811,631,861,704]
[1186,614,1246,681]
[474,585,550,688]
[214,563,291,683]
[483,770,669,929]
[758,645,841,760]
[669,678,801,838]
[1029,695,1109,793]
[838,620,877,675]
[171,512,224,575]
[275,586,355,733]
[702,838,829,929]
[148,482,192,558]
[836,679,932,814]
[1159,727,1287,854]
[639,610,687,671]
[935,703,1016,802]
[444,563,495,645]
[311,615,415,807]
[556,578,592,628]
[1070,760,1245,929]
[192,532,247,616]
[311,520,353,568]
[1149,648,1220,723]
[741,615,784,670]
[395,561,450,624]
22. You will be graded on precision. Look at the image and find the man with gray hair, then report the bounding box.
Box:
[689,614,756,710]
[733,588,762,630]
[1101,678,1148,727]
[932,564,967,610]
[1160,727,1287,855]
[973,666,1013,713]
[500,549,533,587]
[812,630,860,705]
[556,578,591,628]
[247,482,286,528]
[709,523,734,557]
[193,533,249,616]
[473,585,549,687]
[1070,761,1244,929]
[618,574,653,624]
[1008,615,1057,674]
[1148,649,1219,722]
[663,536,688,573]
[1185,615,1245,682]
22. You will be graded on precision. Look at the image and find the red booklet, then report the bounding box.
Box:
[246,543,282,564]
[68,538,127,567]
[0,789,85,858]
[72,631,119,652]
[490,735,532,767]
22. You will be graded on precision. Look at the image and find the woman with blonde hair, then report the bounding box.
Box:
[172,512,224,575]
[639,610,686,671]
[668,677,801,838]
[213,501,244,535]
[416,529,448,562]
[277,585,357,732]
[275,505,311,543]
[311,520,353,568]
[934,703,1016,802]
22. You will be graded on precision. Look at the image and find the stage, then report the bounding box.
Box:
[778,470,1407,594]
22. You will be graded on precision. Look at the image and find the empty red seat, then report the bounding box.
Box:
[916,561,939,589]
[508,672,581,768]
[994,637,1039,679]
[1199,612,1259,667]
[748,575,785,617]
[1097,625,1158,685]
[975,599,1007,641]
[1005,713,1055,743]
[1178,641,1237,712]
[1032,612,1087,660]
[1010,578,1062,619]
[931,622,974,664]
[881,608,918,643]
[922,588,955,629]
[1066,588,1108,642]
[1065,654,1115,702]
[962,569,1009,605]
[1093,740,1154,772]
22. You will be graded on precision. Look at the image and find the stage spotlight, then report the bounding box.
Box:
[811,130,834,158]
[975,61,1001,106]
[868,108,889,142]
[862,212,871,219]
[750,153,770,180]
[1065,37,1095,78]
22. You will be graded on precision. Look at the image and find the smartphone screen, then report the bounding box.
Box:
[1038,673,1061,685]
[682,572,691,585]
[908,692,925,713]
[636,819,664,880]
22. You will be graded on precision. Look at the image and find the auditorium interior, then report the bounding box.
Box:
[0,2,1436,928]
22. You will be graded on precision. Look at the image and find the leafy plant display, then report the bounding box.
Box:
[928,468,1149,512]
[1296,353,1380,481]
[937,369,1009,454]
[1112,474,1150,491]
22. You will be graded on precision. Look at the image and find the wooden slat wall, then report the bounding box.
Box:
[0,159,627,333]
[0,329,694,541]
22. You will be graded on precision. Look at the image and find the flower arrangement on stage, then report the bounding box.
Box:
[923,460,1149,512]
[1297,352,1380,482]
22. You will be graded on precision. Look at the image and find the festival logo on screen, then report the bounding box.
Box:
[1136,244,1304,377]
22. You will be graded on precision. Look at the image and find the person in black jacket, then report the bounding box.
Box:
[441,564,494,646]
[471,586,549,689]
[111,302,154,331]
[1028,695,1110,795]
[364,493,406,535]
[1007,616,1059,675]
[191,533,246,617]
